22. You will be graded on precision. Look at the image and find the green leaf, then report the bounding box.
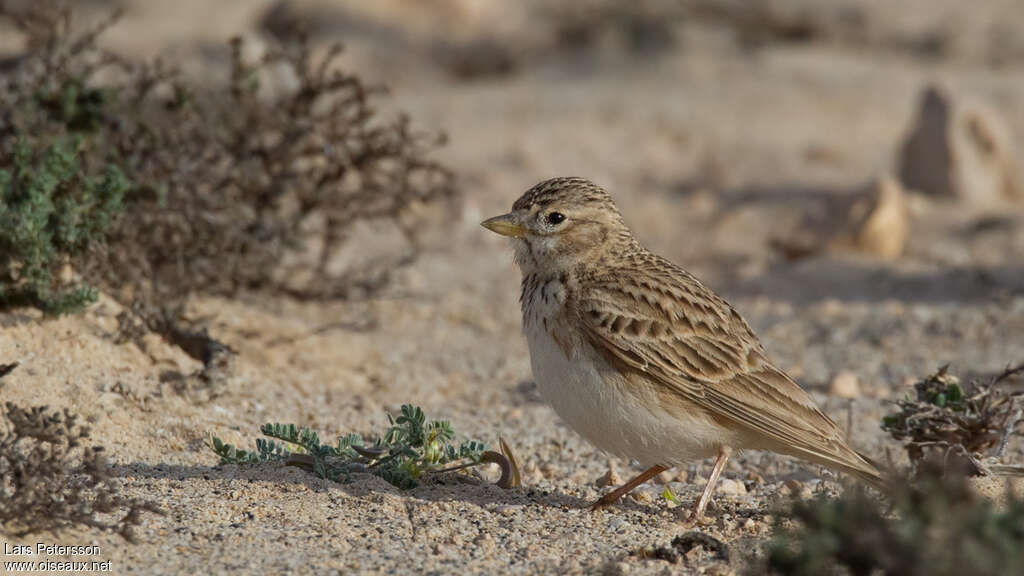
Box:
[662,486,682,506]
[211,404,493,490]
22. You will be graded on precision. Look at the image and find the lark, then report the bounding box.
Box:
[482,177,882,522]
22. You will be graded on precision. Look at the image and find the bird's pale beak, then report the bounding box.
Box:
[481,213,527,238]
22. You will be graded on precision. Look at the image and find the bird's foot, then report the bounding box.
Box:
[679,511,700,528]
[679,504,715,527]
[589,492,621,511]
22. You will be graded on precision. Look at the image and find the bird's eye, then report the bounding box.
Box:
[546,212,566,225]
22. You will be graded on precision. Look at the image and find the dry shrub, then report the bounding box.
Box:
[765,364,1024,575]
[766,464,1024,576]
[882,363,1024,476]
[0,0,456,313]
[0,367,159,541]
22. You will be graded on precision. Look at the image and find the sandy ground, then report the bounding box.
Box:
[3,1,1024,574]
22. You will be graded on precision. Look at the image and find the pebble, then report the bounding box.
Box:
[779,479,813,500]
[829,370,861,398]
[594,462,622,488]
[494,505,516,516]
[717,478,747,496]
[608,518,630,533]
[628,490,652,504]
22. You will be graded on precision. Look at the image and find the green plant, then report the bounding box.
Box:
[765,468,1024,576]
[882,364,1024,475]
[0,367,159,541]
[765,364,1024,575]
[211,404,517,490]
[0,0,456,317]
[0,137,127,314]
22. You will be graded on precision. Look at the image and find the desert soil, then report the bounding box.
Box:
[2,1,1024,574]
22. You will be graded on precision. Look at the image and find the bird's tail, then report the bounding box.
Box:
[838,450,888,491]
[811,444,889,491]
[778,440,889,492]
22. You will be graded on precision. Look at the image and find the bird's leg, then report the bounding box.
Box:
[591,464,669,510]
[687,447,732,523]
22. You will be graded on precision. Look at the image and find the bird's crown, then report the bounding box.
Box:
[512,177,617,213]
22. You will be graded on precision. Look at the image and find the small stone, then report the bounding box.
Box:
[608,518,630,533]
[628,490,652,504]
[594,462,622,488]
[829,370,861,399]
[775,175,909,261]
[521,460,545,484]
[779,479,803,496]
[539,461,557,478]
[689,188,719,218]
[495,505,516,516]
[717,478,747,496]
[782,479,815,498]
[834,176,909,260]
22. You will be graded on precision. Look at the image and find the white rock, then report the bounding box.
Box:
[594,462,622,488]
[717,478,747,496]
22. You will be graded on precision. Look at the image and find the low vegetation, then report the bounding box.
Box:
[882,363,1024,476]
[0,366,159,541]
[211,404,520,490]
[0,0,456,319]
[766,465,1024,576]
[0,137,128,314]
[764,362,1024,575]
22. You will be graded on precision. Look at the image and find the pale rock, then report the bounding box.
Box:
[717,478,747,496]
[628,490,653,504]
[779,479,812,499]
[773,175,909,261]
[829,370,861,399]
[899,84,1021,207]
[594,462,622,488]
[830,176,909,260]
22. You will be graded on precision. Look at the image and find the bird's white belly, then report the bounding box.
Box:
[525,322,724,467]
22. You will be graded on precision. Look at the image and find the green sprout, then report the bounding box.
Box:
[662,485,683,506]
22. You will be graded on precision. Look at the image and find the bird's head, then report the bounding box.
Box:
[481,177,634,275]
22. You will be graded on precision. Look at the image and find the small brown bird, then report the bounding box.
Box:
[482,177,882,522]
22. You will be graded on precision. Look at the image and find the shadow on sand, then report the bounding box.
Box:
[109,461,668,515]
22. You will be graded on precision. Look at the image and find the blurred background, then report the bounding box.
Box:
[47,0,1024,287]
[47,0,1024,380]
[2,1,1024,572]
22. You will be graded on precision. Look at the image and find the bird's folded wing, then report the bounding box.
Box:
[577,269,864,471]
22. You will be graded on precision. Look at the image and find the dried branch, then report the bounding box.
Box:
[882,363,1024,475]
